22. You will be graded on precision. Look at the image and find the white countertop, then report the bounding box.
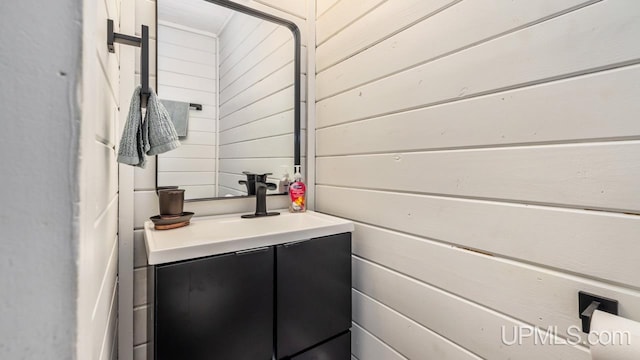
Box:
[144,210,354,265]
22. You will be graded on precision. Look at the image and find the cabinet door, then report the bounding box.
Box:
[276,233,352,358]
[154,247,274,360]
[290,331,351,360]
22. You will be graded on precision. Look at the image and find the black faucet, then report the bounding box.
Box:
[241,176,280,219]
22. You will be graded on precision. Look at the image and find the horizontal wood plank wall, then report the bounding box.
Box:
[315,0,640,358]
[84,0,122,358]
[256,0,307,19]
[218,13,296,196]
[157,24,218,200]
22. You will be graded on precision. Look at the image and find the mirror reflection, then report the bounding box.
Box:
[157,0,296,200]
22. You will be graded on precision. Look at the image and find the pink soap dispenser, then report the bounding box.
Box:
[288,165,306,213]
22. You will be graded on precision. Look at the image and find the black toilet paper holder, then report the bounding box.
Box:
[578,291,619,333]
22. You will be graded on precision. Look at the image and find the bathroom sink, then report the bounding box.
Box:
[144,210,354,264]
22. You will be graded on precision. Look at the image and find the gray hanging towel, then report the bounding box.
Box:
[117,85,147,167]
[144,89,181,155]
[160,99,189,137]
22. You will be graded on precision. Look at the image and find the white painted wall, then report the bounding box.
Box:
[315,0,640,359]
[0,1,81,358]
[124,1,310,359]
[218,13,296,195]
[1,0,124,359]
[157,23,219,200]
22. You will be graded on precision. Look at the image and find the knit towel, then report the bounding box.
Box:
[117,86,181,168]
[117,85,147,167]
[145,89,181,155]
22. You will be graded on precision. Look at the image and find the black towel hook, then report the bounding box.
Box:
[107,19,150,106]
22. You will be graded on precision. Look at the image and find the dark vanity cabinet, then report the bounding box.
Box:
[276,233,352,359]
[150,233,352,360]
[152,247,274,360]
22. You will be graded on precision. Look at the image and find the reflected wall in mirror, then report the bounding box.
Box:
[156,0,299,200]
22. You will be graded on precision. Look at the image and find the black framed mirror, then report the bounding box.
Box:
[155,0,301,200]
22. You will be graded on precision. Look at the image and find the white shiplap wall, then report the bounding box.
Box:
[126,1,309,359]
[77,0,126,359]
[157,23,218,200]
[218,13,296,196]
[315,0,640,359]
[128,1,158,359]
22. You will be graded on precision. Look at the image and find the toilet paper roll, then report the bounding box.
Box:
[589,310,640,360]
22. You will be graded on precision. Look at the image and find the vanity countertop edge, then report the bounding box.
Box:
[144,210,354,265]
